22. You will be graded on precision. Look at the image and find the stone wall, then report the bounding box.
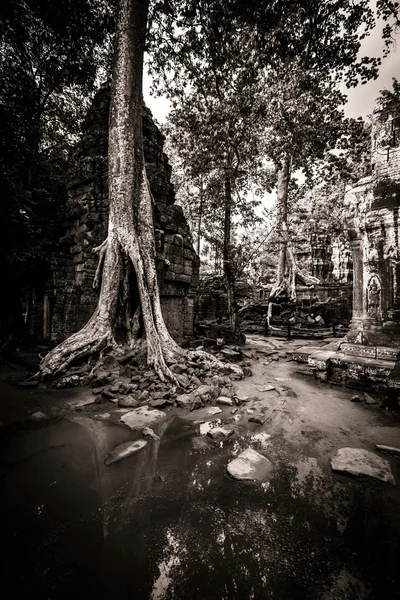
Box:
[345,101,400,346]
[46,85,198,345]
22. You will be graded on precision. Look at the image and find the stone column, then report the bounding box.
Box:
[348,237,365,342]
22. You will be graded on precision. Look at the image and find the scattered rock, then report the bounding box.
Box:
[149,398,171,408]
[226,448,274,481]
[364,392,378,405]
[66,396,96,410]
[29,411,49,421]
[259,385,276,393]
[220,386,232,397]
[207,427,234,440]
[206,407,222,416]
[351,395,361,403]
[94,413,110,420]
[17,380,39,389]
[375,444,400,456]
[278,352,287,359]
[220,348,241,361]
[120,406,166,430]
[217,396,233,406]
[142,427,160,441]
[56,375,83,388]
[105,440,147,465]
[248,414,268,425]
[330,447,396,485]
[118,395,139,408]
[231,408,239,414]
[236,395,250,403]
[137,390,150,404]
[176,394,192,408]
[199,419,221,435]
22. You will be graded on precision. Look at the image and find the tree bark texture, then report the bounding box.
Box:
[223,167,237,333]
[40,0,183,381]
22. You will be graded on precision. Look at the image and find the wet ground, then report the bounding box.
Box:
[1,336,400,599]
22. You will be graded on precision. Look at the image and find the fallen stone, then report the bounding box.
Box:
[227,448,274,481]
[220,386,232,397]
[207,427,234,440]
[105,439,147,465]
[217,396,233,406]
[220,348,241,361]
[351,395,361,403]
[142,427,160,441]
[248,414,268,425]
[94,413,110,420]
[137,390,150,403]
[120,406,166,430]
[66,396,96,410]
[375,444,400,456]
[199,419,221,435]
[206,407,222,415]
[149,398,170,408]
[259,386,276,393]
[330,448,396,485]
[364,392,378,405]
[30,411,49,421]
[231,408,239,414]
[56,375,82,388]
[236,395,250,403]
[176,393,192,408]
[17,380,39,388]
[118,395,139,408]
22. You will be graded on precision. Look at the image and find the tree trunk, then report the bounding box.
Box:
[223,167,237,333]
[40,0,183,381]
[270,153,291,300]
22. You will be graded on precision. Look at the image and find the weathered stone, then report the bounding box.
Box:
[142,427,160,441]
[207,427,234,440]
[206,407,222,415]
[56,375,82,388]
[330,448,396,485]
[259,386,276,393]
[364,392,378,405]
[137,390,150,404]
[120,406,166,430]
[217,396,233,406]
[29,411,49,421]
[66,396,96,410]
[351,395,361,402]
[248,414,268,425]
[375,444,400,456]
[149,398,170,408]
[105,440,147,465]
[118,395,139,408]
[175,393,192,408]
[227,448,274,481]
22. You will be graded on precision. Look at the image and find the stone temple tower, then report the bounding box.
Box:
[344,98,400,349]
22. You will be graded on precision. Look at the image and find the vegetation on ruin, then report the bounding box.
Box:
[0,0,399,383]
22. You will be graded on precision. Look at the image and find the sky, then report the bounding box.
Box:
[144,17,399,124]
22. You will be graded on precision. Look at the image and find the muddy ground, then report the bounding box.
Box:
[0,335,400,599]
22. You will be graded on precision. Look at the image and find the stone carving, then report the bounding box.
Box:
[367,276,381,319]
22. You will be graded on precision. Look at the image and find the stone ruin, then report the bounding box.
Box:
[294,99,400,392]
[41,85,199,345]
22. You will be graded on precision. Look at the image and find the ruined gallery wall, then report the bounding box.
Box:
[47,85,199,344]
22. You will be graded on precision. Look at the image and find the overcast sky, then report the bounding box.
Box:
[144,18,399,124]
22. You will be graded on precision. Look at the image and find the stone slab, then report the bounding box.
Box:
[105,440,147,465]
[308,350,336,371]
[227,448,274,482]
[330,447,396,486]
[120,406,166,430]
[376,347,400,361]
[291,346,320,363]
[339,343,377,359]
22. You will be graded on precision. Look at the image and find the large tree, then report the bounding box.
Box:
[40,0,238,381]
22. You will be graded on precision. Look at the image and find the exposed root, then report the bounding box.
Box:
[40,314,115,379]
[92,239,108,289]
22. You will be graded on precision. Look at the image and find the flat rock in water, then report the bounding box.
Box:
[120,406,166,430]
[375,444,400,456]
[66,396,96,410]
[105,439,147,465]
[217,396,233,406]
[227,448,273,481]
[30,411,49,421]
[331,447,396,486]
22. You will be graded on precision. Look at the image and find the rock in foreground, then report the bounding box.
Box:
[120,406,166,430]
[227,448,273,482]
[105,440,147,465]
[330,448,396,486]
